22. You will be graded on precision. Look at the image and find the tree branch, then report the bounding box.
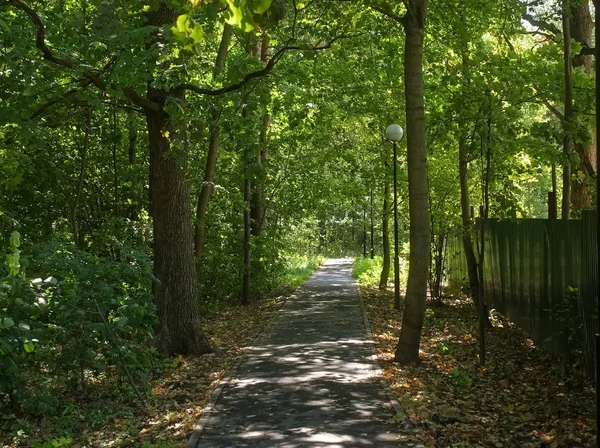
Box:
[369,4,403,23]
[176,46,286,96]
[177,33,362,97]
[543,100,565,122]
[522,13,560,36]
[30,81,91,119]
[3,0,160,112]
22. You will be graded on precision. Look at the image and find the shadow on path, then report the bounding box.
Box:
[188,259,404,448]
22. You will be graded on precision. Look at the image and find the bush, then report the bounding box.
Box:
[0,232,157,412]
[352,257,385,287]
[353,255,409,289]
[280,253,324,289]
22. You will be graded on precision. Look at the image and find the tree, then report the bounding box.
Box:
[194,24,234,266]
[562,0,573,219]
[0,0,291,355]
[371,0,430,364]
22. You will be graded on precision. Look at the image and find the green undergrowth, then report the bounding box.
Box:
[0,241,322,447]
[352,256,408,288]
[353,256,385,286]
[280,254,324,289]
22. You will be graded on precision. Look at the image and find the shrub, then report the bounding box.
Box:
[0,232,157,411]
[352,257,385,287]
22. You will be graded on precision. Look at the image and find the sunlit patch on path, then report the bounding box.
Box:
[188,258,410,447]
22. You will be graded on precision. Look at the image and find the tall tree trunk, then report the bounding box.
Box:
[146,90,211,355]
[362,208,367,258]
[251,108,269,236]
[72,108,91,249]
[146,4,211,356]
[128,110,137,165]
[569,0,595,212]
[370,186,375,259]
[379,177,391,290]
[241,99,252,305]
[432,232,444,300]
[562,0,573,219]
[194,24,234,264]
[456,46,486,312]
[459,134,481,301]
[394,0,430,365]
[127,110,138,220]
[250,33,271,237]
[112,106,119,218]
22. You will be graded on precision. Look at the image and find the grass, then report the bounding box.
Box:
[352,256,409,288]
[280,254,324,289]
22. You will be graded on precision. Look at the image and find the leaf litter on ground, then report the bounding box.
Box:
[1,294,288,448]
[361,286,595,448]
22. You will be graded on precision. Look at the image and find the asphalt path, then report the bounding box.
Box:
[188,258,407,448]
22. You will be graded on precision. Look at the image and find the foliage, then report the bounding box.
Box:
[0,0,596,444]
[0,261,302,446]
[279,253,324,289]
[0,232,157,437]
[353,256,409,289]
[352,257,386,287]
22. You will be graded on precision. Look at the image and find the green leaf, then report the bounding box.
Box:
[252,0,272,14]
[2,317,14,329]
[23,341,35,353]
[190,24,203,44]
[225,0,254,32]
[9,231,20,249]
[176,14,190,33]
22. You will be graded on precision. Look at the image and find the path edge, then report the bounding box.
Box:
[353,278,412,430]
[186,283,309,448]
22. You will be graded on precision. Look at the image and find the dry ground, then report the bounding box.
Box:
[361,286,595,448]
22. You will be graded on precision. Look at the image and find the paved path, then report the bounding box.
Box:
[188,259,404,448]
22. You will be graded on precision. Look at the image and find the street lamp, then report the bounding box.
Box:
[386,124,404,310]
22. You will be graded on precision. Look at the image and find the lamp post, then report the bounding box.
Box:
[386,124,404,310]
[370,185,375,259]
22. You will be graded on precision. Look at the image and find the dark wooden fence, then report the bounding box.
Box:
[447,211,598,373]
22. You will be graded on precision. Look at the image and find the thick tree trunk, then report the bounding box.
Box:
[146,4,211,356]
[562,0,573,220]
[194,24,234,264]
[146,93,212,355]
[394,0,430,365]
[569,1,595,212]
[379,180,391,290]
